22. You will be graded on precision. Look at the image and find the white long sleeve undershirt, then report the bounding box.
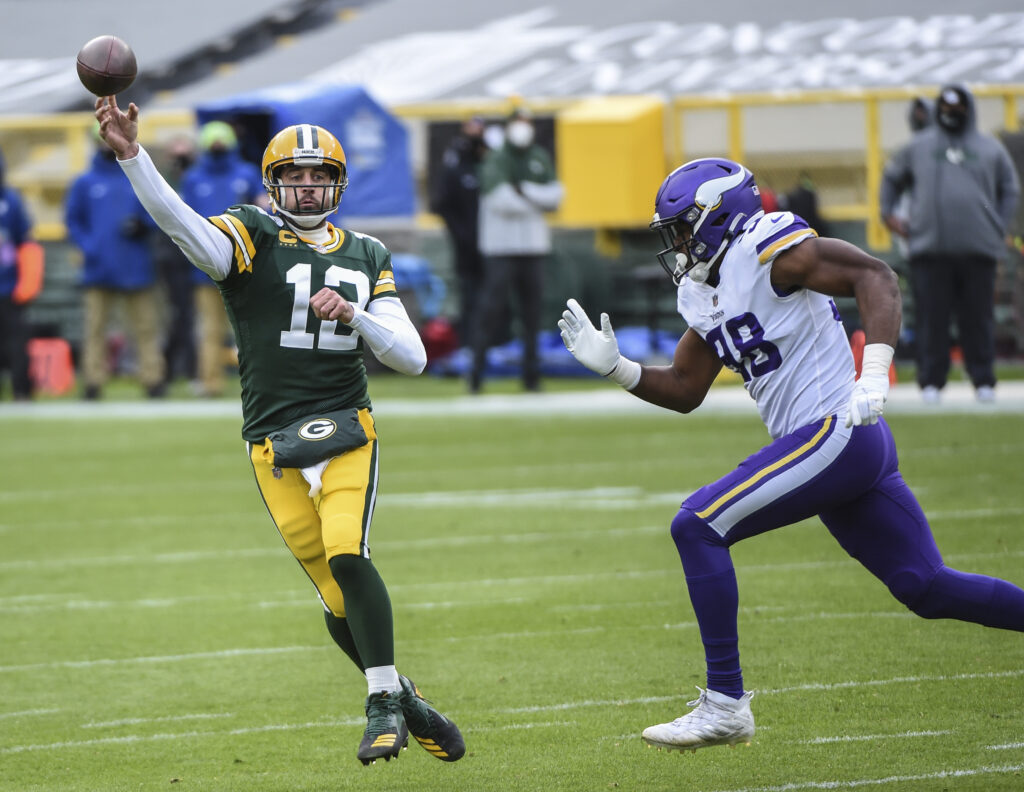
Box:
[348,297,426,375]
[118,145,426,375]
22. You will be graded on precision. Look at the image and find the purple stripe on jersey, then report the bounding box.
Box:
[754,215,812,257]
[689,414,837,524]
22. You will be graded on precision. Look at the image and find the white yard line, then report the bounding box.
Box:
[473,721,575,732]
[0,646,322,674]
[0,718,363,755]
[764,668,1024,694]
[3,674,1022,759]
[3,542,1019,579]
[499,669,1024,714]
[705,764,1024,792]
[5,625,1017,678]
[0,708,59,720]
[1,381,1022,421]
[81,713,234,728]
[0,719,576,755]
[0,547,284,572]
[801,730,952,744]
[3,497,1021,571]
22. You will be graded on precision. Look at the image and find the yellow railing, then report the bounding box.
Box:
[394,84,1024,250]
[664,85,1024,250]
[0,110,194,240]
[3,86,1022,245]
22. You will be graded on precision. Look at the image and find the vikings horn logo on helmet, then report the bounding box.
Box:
[650,158,763,285]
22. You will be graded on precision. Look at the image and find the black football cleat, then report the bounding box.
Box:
[398,675,466,762]
[357,690,408,765]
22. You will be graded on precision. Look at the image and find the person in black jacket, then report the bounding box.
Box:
[431,117,487,347]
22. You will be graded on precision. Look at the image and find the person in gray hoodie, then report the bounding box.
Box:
[470,108,563,393]
[881,83,1020,403]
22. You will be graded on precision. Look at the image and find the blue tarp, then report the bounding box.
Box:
[428,327,681,378]
[391,254,446,319]
[196,83,414,219]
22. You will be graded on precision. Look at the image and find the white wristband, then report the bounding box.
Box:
[861,343,894,378]
[606,356,642,390]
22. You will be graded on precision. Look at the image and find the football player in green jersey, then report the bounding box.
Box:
[95,96,466,766]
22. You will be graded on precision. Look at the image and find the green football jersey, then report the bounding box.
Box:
[208,204,399,442]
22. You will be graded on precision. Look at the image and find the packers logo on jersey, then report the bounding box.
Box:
[298,419,337,441]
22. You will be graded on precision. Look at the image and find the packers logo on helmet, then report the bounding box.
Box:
[262,124,348,228]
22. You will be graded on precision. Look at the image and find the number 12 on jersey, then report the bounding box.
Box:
[280,263,370,351]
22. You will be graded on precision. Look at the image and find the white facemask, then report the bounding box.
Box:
[506,120,535,148]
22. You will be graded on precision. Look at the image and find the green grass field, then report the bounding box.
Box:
[1,382,1022,791]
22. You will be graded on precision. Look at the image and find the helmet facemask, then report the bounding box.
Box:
[653,209,703,285]
[652,205,744,285]
[266,162,347,229]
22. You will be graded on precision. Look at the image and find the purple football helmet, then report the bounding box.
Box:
[650,158,763,284]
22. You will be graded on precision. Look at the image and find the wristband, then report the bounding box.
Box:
[861,343,894,378]
[606,356,642,390]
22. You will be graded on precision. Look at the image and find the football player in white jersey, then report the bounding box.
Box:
[559,158,1024,752]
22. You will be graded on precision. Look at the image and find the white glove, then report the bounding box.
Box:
[558,299,641,389]
[845,343,894,427]
[558,298,619,375]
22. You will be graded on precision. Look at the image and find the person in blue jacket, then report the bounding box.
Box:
[65,129,165,399]
[0,147,39,400]
[180,120,265,396]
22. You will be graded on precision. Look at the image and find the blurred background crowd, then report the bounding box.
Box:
[2,0,1023,401]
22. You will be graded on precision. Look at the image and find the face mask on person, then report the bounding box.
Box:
[506,120,535,148]
[936,89,968,135]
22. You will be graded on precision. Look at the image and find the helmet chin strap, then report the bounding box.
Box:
[679,241,725,284]
[272,198,332,230]
[690,262,714,284]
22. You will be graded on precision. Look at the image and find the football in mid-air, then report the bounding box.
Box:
[76,35,137,96]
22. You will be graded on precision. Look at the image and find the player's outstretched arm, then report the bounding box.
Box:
[95,97,233,280]
[772,236,901,427]
[558,299,721,413]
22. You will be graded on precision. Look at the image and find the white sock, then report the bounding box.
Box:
[366,665,400,695]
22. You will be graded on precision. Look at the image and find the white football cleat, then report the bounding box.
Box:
[642,687,755,752]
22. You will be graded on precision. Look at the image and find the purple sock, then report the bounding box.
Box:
[684,567,744,699]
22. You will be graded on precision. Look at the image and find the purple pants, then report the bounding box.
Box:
[670,415,1024,697]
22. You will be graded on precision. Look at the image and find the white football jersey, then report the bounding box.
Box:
[677,211,855,438]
